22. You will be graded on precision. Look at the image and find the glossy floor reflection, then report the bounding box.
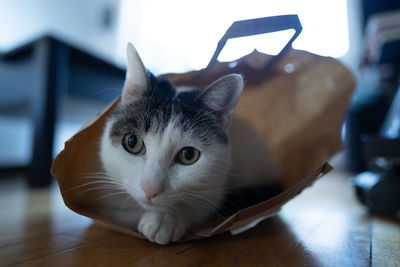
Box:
[0,154,399,266]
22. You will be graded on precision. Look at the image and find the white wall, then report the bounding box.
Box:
[0,0,121,62]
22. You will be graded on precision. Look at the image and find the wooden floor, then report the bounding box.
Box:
[1,154,399,266]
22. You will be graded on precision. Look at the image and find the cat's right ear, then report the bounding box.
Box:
[200,74,244,127]
[121,43,150,103]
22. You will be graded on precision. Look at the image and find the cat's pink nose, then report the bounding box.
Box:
[145,191,159,200]
[141,182,165,200]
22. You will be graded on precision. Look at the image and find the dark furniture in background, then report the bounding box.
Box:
[352,87,400,215]
[361,0,400,28]
[344,4,400,215]
[0,35,125,187]
[344,6,400,172]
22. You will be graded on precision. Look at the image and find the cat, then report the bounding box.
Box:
[99,43,279,245]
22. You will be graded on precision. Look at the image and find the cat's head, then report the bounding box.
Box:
[100,43,243,211]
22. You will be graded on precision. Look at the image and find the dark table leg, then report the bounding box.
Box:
[28,38,69,187]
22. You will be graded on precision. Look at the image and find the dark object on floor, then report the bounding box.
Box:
[353,85,400,216]
[353,171,400,215]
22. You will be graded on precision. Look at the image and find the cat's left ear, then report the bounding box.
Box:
[122,43,150,103]
[201,74,244,126]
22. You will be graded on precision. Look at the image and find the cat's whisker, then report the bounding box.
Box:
[74,171,112,177]
[62,185,125,203]
[181,190,220,203]
[119,195,132,210]
[64,186,119,204]
[75,174,121,182]
[193,181,263,193]
[74,177,123,186]
[62,180,124,193]
[180,192,223,213]
[75,170,126,178]
[75,175,115,180]
[73,173,130,188]
[180,195,227,220]
[173,193,214,215]
[92,191,130,202]
[162,197,182,217]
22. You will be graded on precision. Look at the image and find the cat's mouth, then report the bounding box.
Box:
[139,198,163,210]
[143,200,155,207]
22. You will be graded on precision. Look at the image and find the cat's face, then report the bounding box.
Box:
[100,43,243,211]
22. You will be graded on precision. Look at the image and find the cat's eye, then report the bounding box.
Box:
[177,147,200,165]
[123,134,145,154]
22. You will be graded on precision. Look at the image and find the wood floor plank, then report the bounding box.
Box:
[0,185,91,250]
[279,173,371,267]
[176,218,320,267]
[17,234,201,267]
[0,234,91,266]
[372,217,400,267]
[60,223,121,243]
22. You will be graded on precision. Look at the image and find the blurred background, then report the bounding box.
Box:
[0,0,399,210]
[0,0,353,74]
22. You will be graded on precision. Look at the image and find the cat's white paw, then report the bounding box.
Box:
[138,211,186,245]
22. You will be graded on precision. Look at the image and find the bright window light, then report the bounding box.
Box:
[117,0,349,74]
[218,29,296,62]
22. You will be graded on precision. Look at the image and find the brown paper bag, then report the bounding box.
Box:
[166,48,354,188]
[51,15,355,241]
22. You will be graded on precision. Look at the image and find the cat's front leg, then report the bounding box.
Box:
[138,211,186,245]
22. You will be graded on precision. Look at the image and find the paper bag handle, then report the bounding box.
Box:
[206,15,302,70]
